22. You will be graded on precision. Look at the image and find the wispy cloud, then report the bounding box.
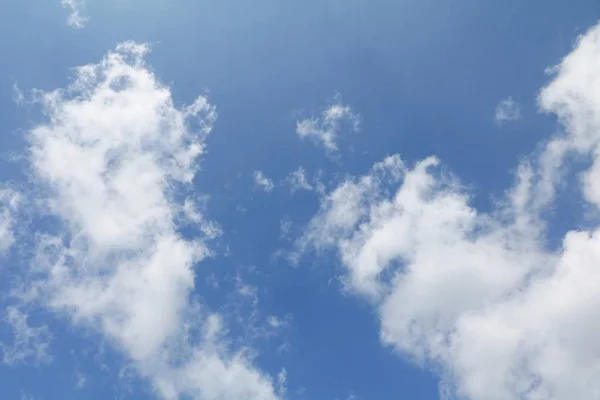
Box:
[297,101,360,153]
[494,96,522,124]
[20,392,37,400]
[284,167,313,193]
[0,189,20,256]
[1,307,52,366]
[279,217,293,240]
[61,0,88,28]
[253,171,275,192]
[74,371,87,389]
[276,368,287,397]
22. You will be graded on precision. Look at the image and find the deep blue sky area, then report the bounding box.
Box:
[1,1,600,400]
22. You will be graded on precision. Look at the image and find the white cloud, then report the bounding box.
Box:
[0,189,20,256]
[284,167,313,193]
[61,0,88,29]
[236,273,259,307]
[279,217,293,240]
[266,315,292,330]
[181,197,223,239]
[254,171,275,192]
[13,83,25,106]
[299,23,600,400]
[75,371,87,389]
[20,42,278,400]
[1,307,52,366]
[276,368,287,397]
[297,154,406,267]
[296,102,359,153]
[494,96,522,124]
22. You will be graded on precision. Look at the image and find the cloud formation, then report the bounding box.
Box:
[284,167,313,194]
[19,42,278,400]
[296,102,359,153]
[299,23,600,400]
[254,171,275,192]
[0,189,20,256]
[494,96,522,124]
[61,0,87,28]
[1,307,52,366]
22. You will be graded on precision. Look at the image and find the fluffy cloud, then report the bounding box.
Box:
[254,171,275,192]
[61,0,87,28]
[299,23,600,400]
[494,97,522,124]
[19,42,278,400]
[296,102,359,153]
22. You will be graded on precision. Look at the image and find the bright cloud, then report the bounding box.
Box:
[298,23,600,400]
[494,96,522,124]
[61,0,87,28]
[254,171,275,192]
[18,42,278,400]
[296,102,360,153]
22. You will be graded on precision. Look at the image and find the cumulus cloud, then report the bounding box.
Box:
[299,23,600,400]
[494,96,522,124]
[61,0,87,28]
[1,307,52,366]
[296,102,359,153]
[253,171,275,192]
[19,42,278,400]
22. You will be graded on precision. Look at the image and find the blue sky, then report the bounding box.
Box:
[2,1,600,400]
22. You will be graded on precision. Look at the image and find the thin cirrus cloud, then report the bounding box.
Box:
[297,23,600,400]
[11,42,279,400]
[0,307,52,366]
[296,102,360,153]
[494,96,522,124]
[61,0,87,28]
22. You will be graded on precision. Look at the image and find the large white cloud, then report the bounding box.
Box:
[19,42,278,400]
[299,22,600,400]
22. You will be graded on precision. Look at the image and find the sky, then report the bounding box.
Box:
[1,1,600,400]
